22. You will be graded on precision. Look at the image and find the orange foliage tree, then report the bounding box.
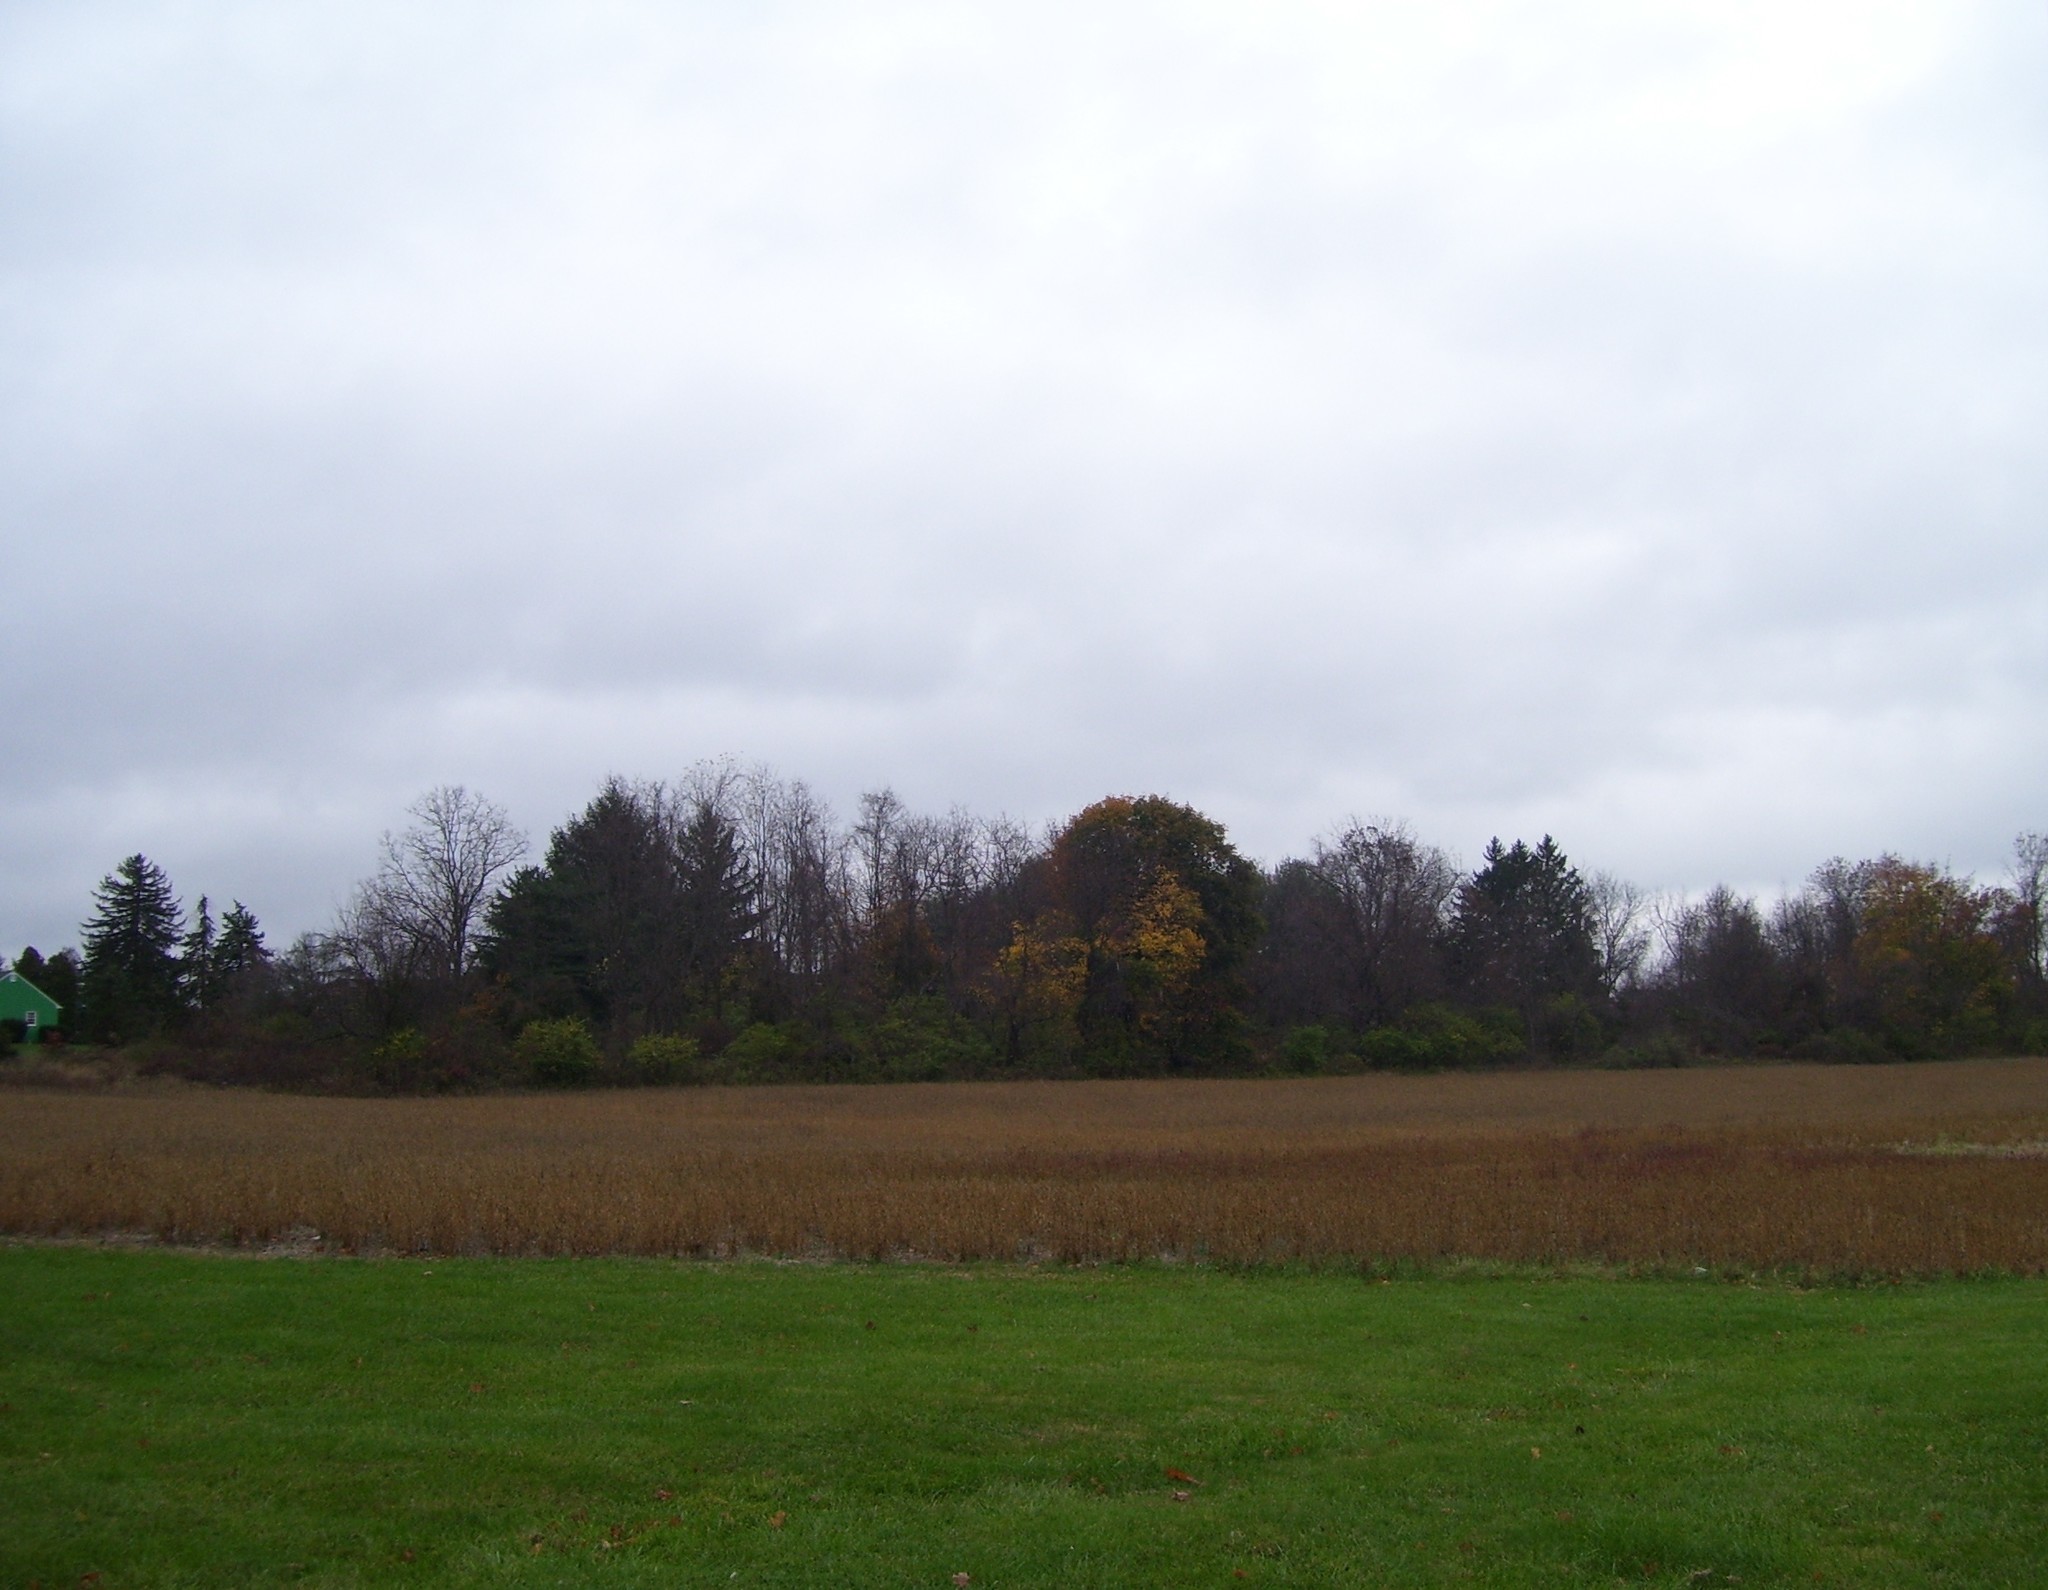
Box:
[995,796,1261,1070]
[1851,858,2011,1055]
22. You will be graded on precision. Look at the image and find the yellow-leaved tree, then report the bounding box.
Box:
[992,796,1260,1071]
[1852,857,2010,1055]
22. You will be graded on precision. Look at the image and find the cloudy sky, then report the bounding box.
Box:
[5,0,2045,953]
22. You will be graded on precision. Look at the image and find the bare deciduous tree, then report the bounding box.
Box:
[1588,870,1651,997]
[2009,831,2048,985]
[355,786,527,985]
[1310,818,1461,1026]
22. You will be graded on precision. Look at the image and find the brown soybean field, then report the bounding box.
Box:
[6,1058,2048,1274]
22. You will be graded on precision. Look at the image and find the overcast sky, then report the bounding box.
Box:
[5,0,2046,953]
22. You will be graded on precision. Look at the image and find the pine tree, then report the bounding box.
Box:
[36,949,82,1029]
[79,854,185,1041]
[215,901,270,992]
[678,799,760,1022]
[179,896,219,1011]
[1447,835,1600,1046]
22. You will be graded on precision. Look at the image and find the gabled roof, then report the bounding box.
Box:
[1,970,61,1007]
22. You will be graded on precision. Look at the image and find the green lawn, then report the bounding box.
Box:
[2,1250,2043,1587]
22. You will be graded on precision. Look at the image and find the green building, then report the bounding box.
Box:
[0,970,62,1042]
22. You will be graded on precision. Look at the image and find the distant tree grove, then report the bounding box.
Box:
[8,769,2045,1088]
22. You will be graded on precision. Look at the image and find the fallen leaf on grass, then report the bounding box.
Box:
[1555,1510,1574,1523]
[655,1488,673,1502]
[953,1575,972,1587]
[1164,1467,1201,1485]
[1531,1447,1542,1458]
[1171,1490,1192,1503]
[468,1383,484,1394]
[769,1511,787,1528]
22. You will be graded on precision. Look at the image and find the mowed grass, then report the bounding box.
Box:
[5,1248,2046,1588]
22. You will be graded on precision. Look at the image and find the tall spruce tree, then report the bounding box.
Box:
[215,901,270,992]
[79,854,185,1041]
[179,896,219,1011]
[1447,836,1600,1047]
[678,799,760,1022]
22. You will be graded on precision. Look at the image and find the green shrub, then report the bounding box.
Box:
[627,1032,700,1084]
[369,1027,429,1090]
[1537,993,1606,1060]
[1280,1024,1332,1074]
[1592,1030,1703,1069]
[517,1017,600,1087]
[715,1021,803,1082]
[859,997,1001,1081]
[1362,1004,1524,1070]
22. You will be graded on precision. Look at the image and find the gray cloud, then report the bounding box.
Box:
[5,0,2046,951]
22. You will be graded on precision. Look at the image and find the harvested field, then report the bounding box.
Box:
[5,1059,2048,1273]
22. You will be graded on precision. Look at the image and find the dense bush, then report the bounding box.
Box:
[627,1032,699,1084]
[517,1017,600,1087]
[1360,1004,1524,1070]
[1280,1024,1338,1073]
[857,997,1001,1081]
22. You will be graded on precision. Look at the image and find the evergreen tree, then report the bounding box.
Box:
[79,854,185,1041]
[678,799,760,1022]
[1447,836,1600,1047]
[37,949,82,1029]
[179,896,219,1011]
[480,779,682,1031]
[215,901,270,993]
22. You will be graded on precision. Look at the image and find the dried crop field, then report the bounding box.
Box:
[6,1059,2048,1273]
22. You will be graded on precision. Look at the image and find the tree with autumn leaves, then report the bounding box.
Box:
[992,796,1262,1071]
[1850,857,2014,1056]
[45,771,2048,1085]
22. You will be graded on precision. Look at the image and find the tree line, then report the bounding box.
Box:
[9,765,2045,1087]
